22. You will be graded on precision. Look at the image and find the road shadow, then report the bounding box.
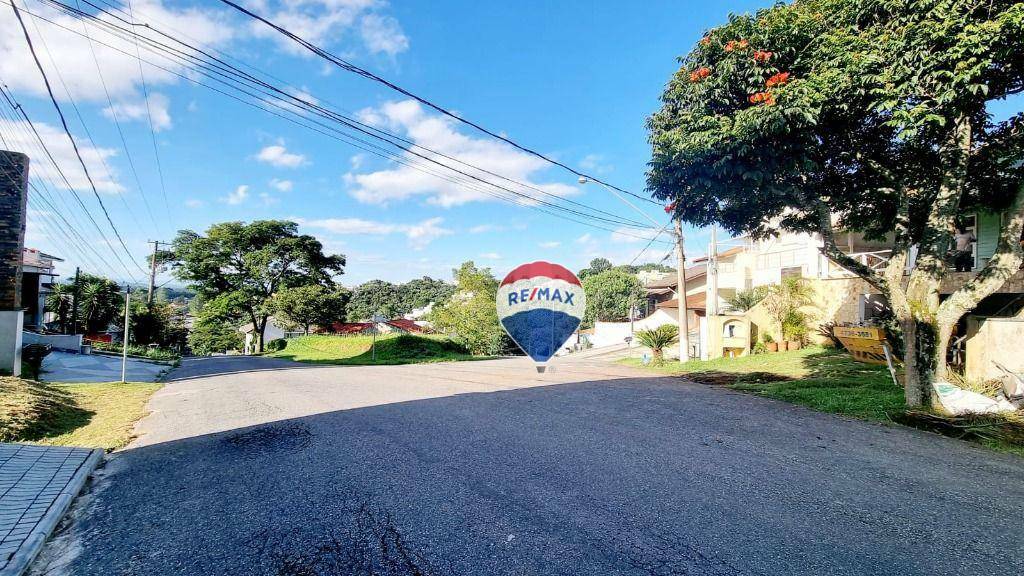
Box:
[164,355,322,382]
[31,373,1024,576]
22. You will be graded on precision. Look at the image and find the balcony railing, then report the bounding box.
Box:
[827,250,894,278]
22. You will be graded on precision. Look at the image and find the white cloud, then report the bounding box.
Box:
[469,224,498,234]
[256,143,308,168]
[303,216,452,250]
[579,153,612,174]
[346,100,577,207]
[270,178,293,192]
[184,199,205,208]
[611,226,664,244]
[222,185,249,205]
[248,0,408,57]
[359,14,408,56]
[479,252,502,260]
[0,1,235,103]
[102,93,172,131]
[576,233,593,244]
[0,120,121,193]
[539,241,561,248]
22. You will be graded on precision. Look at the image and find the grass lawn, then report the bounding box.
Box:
[0,377,161,451]
[622,347,1024,456]
[268,333,485,365]
[621,347,904,421]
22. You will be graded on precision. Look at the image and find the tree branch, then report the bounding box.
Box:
[937,180,1024,326]
[810,195,888,292]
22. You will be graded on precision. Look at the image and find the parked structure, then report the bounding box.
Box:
[21,248,61,328]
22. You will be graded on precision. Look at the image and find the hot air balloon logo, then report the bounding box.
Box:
[496,261,586,372]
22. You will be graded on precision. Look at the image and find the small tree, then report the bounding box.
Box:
[762,278,814,340]
[578,257,613,280]
[724,286,769,313]
[582,269,646,326]
[271,284,349,334]
[429,262,508,355]
[636,324,680,364]
[347,280,401,321]
[189,292,245,355]
[44,283,72,333]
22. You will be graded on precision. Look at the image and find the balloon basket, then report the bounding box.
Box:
[535,364,554,374]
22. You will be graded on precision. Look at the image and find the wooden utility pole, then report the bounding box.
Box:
[70,266,80,334]
[147,240,165,305]
[675,219,690,362]
[121,285,130,383]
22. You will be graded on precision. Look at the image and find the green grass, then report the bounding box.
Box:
[622,347,1024,456]
[268,334,484,365]
[622,347,904,421]
[0,377,160,451]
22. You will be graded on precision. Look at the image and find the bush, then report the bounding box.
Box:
[635,324,680,364]
[265,338,287,352]
[88,340,180,362]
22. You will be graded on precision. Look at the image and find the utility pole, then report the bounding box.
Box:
[707,225,719,317]
[146,240,164,305]
[675,219,690,362]
[121,285,131,383]
[70,266,80,335]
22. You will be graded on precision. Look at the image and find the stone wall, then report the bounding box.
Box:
[0,151,28,310]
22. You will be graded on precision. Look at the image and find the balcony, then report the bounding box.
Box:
[825,249,1024,295]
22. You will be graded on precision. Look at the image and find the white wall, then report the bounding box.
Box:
[23,330,82,352]
[588,308,678,348]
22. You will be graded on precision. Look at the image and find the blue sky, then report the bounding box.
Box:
[2,0,1020,287]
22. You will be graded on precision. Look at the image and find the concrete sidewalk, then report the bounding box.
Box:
[0,444,101,576]
[40,351,167,383]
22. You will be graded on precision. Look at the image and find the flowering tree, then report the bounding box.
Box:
[647,0,1024,405]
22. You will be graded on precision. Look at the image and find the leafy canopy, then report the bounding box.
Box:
[582,269,646,325]
[429,262,510,356]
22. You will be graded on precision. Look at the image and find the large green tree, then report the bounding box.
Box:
[429,262,510,355]
[271,284,350,334]
[647,0,1024,405]
[582,269,646,326]
[347,280,401,321]
[189,292,245,355]
[172,220,344,352]
[398,276,455,313]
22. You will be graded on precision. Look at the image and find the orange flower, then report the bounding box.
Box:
[752,50,772,63]
[725,40,736,52]
[748,92,777,106]
[700,36,711,46]
[765,71,791,87]
[689,66,712,82]
[738,39,749,48]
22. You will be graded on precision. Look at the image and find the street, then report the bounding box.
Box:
[31,356,1024,575]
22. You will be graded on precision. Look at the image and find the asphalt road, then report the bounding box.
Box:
[31,355,1024,575]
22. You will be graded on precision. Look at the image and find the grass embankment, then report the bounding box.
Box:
[0,377,160,451]
[268,334,483,365]
[622,347,1024,456]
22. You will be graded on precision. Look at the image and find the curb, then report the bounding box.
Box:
[0,449,103,576]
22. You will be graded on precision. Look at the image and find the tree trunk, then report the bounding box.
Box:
[256,317,269,353]
[902,317,937,406]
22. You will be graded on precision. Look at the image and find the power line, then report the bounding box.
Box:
[24,0,671,241]
[214,0,663,208]
[7,1,142,280]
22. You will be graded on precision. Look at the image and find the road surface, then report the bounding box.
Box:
[31,355,1024,575]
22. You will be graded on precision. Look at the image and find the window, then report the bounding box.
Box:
[781,266,803,279]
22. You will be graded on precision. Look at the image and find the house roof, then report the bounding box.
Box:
[644,264,707,289]
[655,292,707,311]
[328,322,374,334]
[691,246,744,264]
[386,319,426,333]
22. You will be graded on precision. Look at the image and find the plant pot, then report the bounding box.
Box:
[787,340,802,351]
[766,342,779,352]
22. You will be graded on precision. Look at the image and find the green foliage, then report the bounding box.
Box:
[577,257,613,280]
[171,220,344,353]
[89,340,180,362]
[429,261,510,355]
[724,286,769,312]
[647,0,1024,242]
[398,276,455,313]
[44,283,72,333]
[582,269,645,325]
[763,277,814,337]
[271,284,349,334]
[347,280,400,321]
[124,296,186,350]
[269,334,475,365]
[265,338,287,352]
[188,292,246,355]
[635,324,680,363]
[71,274,123,334]
[781,310,810,343]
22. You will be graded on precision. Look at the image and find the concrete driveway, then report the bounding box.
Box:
[31,355,1024,575]
[40,351,168,383]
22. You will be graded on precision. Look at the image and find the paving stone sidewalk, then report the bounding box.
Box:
[0,444,101,576]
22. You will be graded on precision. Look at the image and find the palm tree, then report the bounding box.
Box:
[724,286,769,312]
[635,324,680,365]
[45,283,72,333]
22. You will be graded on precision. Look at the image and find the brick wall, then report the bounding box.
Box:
[0,151,28,310]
